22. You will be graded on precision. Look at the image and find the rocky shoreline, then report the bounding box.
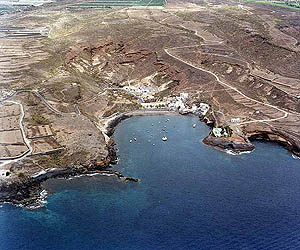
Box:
[0,111,171,209]
[107,109,300,157]
[0,109,299,209]
[202,136,255,154]
[0,142,116,208]
[0,162,139,209]
[246,129,300,157]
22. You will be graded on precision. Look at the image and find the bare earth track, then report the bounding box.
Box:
[0,0,300,206]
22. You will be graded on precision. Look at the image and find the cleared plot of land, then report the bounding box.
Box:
[0,104,20,117]
[242,0,300,11]
[0,104,20,131]
[0,103,28,159]
[71,0,165,8]
[30,137,62,156]
[0,144,28,158]
[0,116,19,131]
[26,125,54,139]
[0,130,24,145]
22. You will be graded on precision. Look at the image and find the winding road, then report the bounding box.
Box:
[0,101,33,167]
[162,15,290,126]
[0,89,64,167]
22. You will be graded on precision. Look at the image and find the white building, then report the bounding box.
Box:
[230,118,240,123]
[199,103,210,115]
[180,93,188,101]
[141,102,168,109]
[212,127,229,137]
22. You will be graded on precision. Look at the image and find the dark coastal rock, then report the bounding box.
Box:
[123,177,139,183]
[246,129,300,157]
[106,114,132,137]
[0,111,137,208]
[0,162,114,208]
[0,167,76,207]
[113,171,139,183]
[203,136,255,153]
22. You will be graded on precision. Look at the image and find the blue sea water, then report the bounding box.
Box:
[1,114,300,250]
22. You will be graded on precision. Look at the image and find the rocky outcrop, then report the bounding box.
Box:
[65,37,115,64]
[0,136,119,208]
[0,167,78,207]
[203,135,255,153]
[119,49,152,64]
[245,129,300,157]
[106,113,132,136]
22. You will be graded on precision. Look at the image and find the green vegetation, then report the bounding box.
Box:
[37,151,65,168]
[0,7,14,14]
[30,114,51,126]
[49,152,64,166]
[24,93,39,106]
[17,172,26,179]
[241,0,300,10]
[70,0,166,8]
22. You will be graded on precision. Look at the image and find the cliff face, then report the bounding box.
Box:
[0,142,117,208]
[244,128,300,157]
[203,124,300,157]
[203,136,255,154]
[1,0,300,208]
[64,38,187,91]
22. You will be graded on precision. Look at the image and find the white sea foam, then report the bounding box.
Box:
[25,189,48,210]
[292,154,300,160]
[86,173,102,177]
[100,173,116,177]
[224,149,253,156]
[66,172,117,180]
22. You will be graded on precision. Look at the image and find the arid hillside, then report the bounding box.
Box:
[0,0,299,205]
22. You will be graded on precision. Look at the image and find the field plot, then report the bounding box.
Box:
[0,103,29,159]
[30,137,63,156]
[26,125,53,139]
[25,125,63,156]
[242,0,300,11]
[0,116,19,131]
[71,0,165,8]
[0,35,48,87]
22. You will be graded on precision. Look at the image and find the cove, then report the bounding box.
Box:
[0,114,300,250]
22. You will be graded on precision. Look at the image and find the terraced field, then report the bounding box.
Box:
[241,0,300,10]
[0,0,300,201]
[0,26,49,87]
[71,0,166,8]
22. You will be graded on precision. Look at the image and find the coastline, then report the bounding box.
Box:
[104,109,177,136]
[0,109,175,209]
[0,108,299,209]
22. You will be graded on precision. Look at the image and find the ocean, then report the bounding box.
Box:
[1,114,300,250]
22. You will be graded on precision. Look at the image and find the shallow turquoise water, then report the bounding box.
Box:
[0,115,300,250]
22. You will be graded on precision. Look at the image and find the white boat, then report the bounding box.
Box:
[193,124,196,128]
[129,140,133,143]
[162,136,168,141]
